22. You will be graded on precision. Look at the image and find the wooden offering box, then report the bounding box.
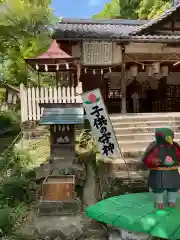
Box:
[42,175,75,201]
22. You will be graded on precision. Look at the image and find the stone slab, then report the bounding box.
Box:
[38,199,81,216]
[19,214,107,240]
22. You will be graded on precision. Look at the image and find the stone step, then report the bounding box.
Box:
[110,169,149,180]
[103,157,180,171]
[100,157,145,171]
[122,148,146,157]
[116,132,180,141]
[119,139,180,150]
[110,113,180,123]
[112,120,180,128]
[113,125,180,134]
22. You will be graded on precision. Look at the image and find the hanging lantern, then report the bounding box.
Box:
[93,70,96,75]
[56,64,59,71]
[76,63,81,83]
[84,68,87,74]
[101,69,103,75]
[152,62,160,74]
[35,64,39,71]
[66,63,69,69]
[161,66,169,77]
[130,65,138,77]
[109,67,112,73]
[146,66,153,77]
[45,64,48,72]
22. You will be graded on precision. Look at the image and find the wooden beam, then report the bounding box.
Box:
[121,45,126,113]
[125,53,180,62]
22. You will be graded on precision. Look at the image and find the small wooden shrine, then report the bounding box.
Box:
[38,102,84,215]
[39,102,84,168]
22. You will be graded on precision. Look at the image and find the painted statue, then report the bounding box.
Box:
[142,128,180,209]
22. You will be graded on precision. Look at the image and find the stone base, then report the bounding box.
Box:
[18,214,107,240]
[38,199,81,216]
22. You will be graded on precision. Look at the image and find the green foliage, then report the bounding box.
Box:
[0,207,13,236]
[0,111,20,133]
[93,0,172,20]
[137,0,172,19]
[76,129,97,160]
[0,0,57,86]
[93,0,120,19]
[0,111,19,126]
[0,112,36,238]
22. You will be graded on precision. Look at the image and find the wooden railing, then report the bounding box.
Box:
[20,83,82,122]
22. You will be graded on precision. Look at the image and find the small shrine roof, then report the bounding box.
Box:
[37,40,73,60]
[25,40,79,72]
[39,103,84,125]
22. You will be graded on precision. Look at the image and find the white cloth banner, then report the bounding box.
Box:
[81,88,121,158]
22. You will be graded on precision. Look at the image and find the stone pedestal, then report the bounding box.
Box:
[38,199,81,216]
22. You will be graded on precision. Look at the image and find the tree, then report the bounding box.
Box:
[93,0,140,19]
[0,0,57,86]
[137,0,172,19]
[93,0,172,20]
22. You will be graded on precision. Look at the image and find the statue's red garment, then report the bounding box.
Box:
[143,142,180,191]
[144,144,180,168]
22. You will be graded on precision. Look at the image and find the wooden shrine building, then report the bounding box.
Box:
[51,2,180,114]
[20,2,180,122]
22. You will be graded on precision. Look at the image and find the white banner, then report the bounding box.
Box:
[81,88,121,158]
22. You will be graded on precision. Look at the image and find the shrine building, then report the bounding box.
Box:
[51,3,180,114]
[20,2,180,124]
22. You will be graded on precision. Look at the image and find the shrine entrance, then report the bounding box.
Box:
[104,70,180,114]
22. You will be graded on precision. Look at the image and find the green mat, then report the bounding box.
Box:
[86,192,180,239]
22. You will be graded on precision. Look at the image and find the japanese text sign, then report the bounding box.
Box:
[81,89,120,158]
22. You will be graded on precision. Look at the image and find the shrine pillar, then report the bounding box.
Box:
[121,45,126,113]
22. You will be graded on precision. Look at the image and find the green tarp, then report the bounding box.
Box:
[86,192,180,239]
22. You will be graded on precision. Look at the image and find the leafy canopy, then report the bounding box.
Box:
[0,0,57,86]
[93,0,172,19]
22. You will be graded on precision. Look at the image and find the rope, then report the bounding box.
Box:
[0,132,23,178]
[2,132,22,156]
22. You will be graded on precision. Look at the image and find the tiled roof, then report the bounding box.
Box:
[53,22,180,42]
[53,23,136,40]
[39,107,84,125]
[53,4,180,42]
[132,3,180,35]
[37,40,72,59]
[132,35,180,41]
[59,18,148,25]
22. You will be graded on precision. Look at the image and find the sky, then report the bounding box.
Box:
[52,0,108,18]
